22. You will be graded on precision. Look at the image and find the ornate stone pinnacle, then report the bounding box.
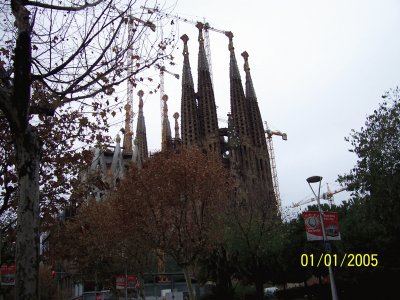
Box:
[181,34,189,43]
[173,112,180,139]
[241,51,250,72]
[181,34,189,56]
[195,22,204,30]
[162,94,168,113]
[225,31,234,51]
[196,22,204,42]
[138,90,144,109]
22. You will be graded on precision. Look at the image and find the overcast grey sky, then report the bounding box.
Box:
[123,0,400,212]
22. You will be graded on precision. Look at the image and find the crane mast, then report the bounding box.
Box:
[203,24,213,83]
[323,184,348,207]
[121,11,156,153]
[157,65,179,137]
[154,16,179,137]
[122,17,135,154]
[265,122,287,215]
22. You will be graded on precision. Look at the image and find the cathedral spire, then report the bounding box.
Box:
[242,51,266,148]
[173,112,180,140]
[196,22,209,73]
[196,23,220,154]
[226,32,251,143]
[180,34,201,147]
[161,94,172,151]
[111,134,123,185]
[133,90,148,165]
[122,85,134,154]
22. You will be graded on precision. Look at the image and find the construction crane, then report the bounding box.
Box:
[157,64,179,126]
[150,9,180,137]
[323,184,348,207]
[156,66,179,146]
[120,10,156,153]
[291,185,348,208]
[141,6,229,83]
[265,122,287,215]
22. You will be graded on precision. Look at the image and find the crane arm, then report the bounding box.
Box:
[113,6,156,31]
[293,186,348,208]
[291,197,317,208]
[141,6,229,34]
[203,22,227,34]
[266,129,287,140]
[323,186,348,199]
[130,16,156,31]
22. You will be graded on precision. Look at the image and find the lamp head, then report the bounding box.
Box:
[306,176,323,183]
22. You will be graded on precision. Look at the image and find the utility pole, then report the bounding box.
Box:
[307,176,339,300]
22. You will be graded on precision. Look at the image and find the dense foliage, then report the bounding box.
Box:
[54,147,233,300]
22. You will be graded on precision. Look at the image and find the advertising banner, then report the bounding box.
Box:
[116,274,138,290]
[1,263,16,286]
[302,211,341,241]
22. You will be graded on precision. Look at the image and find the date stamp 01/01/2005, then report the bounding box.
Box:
[300,253,379,268]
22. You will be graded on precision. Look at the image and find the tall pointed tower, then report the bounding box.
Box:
[226,32,252,145]
[133,90,148,166]
[242,51,267,149]
[241,51,277,212]
[176,29,277,212]
[180,34,201,147]
[173,112,181,140]
[226,31,255,202]
[161,95,173,151]
[122,83,134,155]
[196,23,220,154]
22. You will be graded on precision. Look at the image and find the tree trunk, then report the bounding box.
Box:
[15,127,41,299]
[255,279,264,300]
[183,267,195,300]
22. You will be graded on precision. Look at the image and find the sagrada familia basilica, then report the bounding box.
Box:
[88,23,277,214]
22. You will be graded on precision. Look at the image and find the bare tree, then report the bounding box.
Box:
[0,0,172,298]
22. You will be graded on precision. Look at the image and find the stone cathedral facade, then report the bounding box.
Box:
[88,24,277,213]
[179,24,277,212]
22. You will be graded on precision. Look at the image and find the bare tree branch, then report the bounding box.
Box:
[31,0,117,80]
[25,0,105,12]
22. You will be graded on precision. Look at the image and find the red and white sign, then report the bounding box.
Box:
[116,274,138,290]
[1,263,16,286]
[302,211,341,241]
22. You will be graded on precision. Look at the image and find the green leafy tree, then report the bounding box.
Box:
[339,88,400,259]
[272,217,310,286]
[222,189,284,300]
[196,245,238,300]
[338,88,400,293]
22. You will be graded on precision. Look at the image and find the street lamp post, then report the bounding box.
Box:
[306,176,339,300]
